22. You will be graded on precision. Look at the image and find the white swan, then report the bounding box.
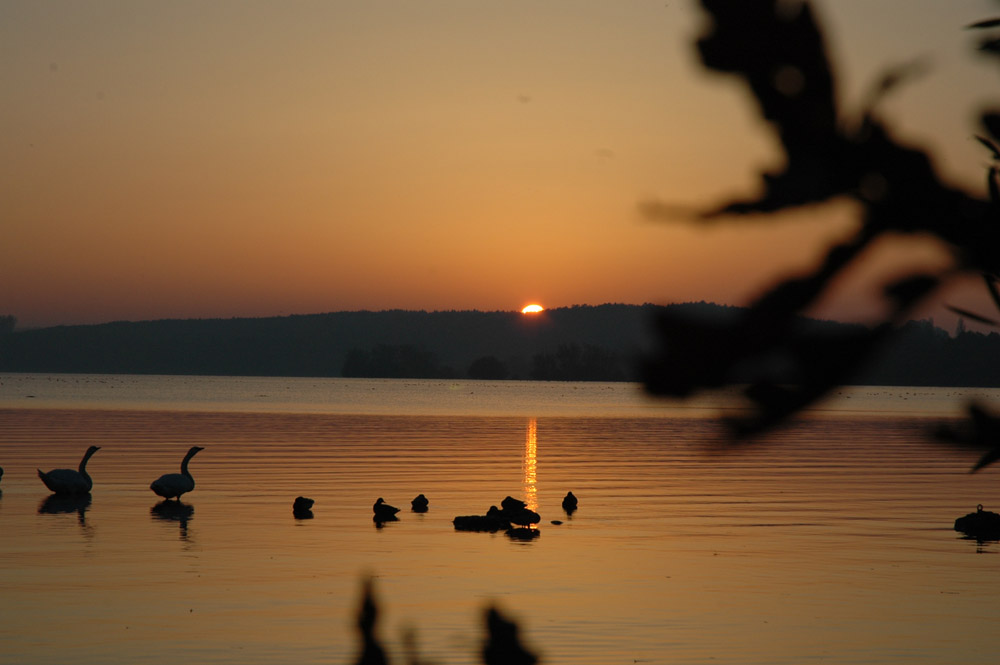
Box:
[150,446,205,500]
[38,445,101,494]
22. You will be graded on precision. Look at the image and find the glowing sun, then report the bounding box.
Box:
[521,304,545,314]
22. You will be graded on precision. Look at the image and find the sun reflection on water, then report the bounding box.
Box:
[523,417,537,512]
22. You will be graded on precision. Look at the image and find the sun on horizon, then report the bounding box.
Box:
[521,304,545,314]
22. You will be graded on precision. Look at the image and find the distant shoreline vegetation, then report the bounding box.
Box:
[1,302,999,386]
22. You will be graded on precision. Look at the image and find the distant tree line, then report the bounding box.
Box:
[342,344,457,379]
[0,315,15,336]
[528,343,627,382]
[2,303,999,385]
[338,342,627,381]
[0,304,655,381]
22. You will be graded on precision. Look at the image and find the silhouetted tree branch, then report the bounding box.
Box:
[642,0,1000,466]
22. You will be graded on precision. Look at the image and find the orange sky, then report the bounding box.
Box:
[2,1,998,330]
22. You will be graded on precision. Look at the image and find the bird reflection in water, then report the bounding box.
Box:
[151,499,195,540]
[506,526,541,541]
[38,493,92,528]
[373,515,399,529]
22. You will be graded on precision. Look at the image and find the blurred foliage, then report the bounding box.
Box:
[642,0,1000,471]
[352,579,538,665]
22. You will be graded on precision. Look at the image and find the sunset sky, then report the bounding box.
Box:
[3,1,998,330]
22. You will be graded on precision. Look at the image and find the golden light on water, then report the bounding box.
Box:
[521,304,544,314]
[523,417,538,512]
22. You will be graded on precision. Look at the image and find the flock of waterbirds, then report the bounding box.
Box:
[363,492,577,540]
[1,446,581,537]
[26,444,206,499]
[12,446,998,542]
[339,490,579,539]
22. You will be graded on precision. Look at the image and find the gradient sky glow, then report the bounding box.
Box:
[3,1,997,329]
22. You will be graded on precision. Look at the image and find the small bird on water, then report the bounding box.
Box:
[373,497,400,521]
[293,496,315,519]
[562,491,578,513]
[411,493,429,512]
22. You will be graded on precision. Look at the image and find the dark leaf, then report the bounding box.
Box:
[975,135,1000,160]
[884,274,939,308]
[981,111,1000,146]
[978,37,1000,54]
[985,273,1000,314]
[483,607,538,665]
[864,59,929,112]
[945,304,1000,326]
[967,17,1000,29]
[972,446,1000,472]
[355,578,389,665]
[695,0,843,213]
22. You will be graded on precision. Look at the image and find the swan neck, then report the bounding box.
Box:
[180,449,200,476]
[78,449,97,473]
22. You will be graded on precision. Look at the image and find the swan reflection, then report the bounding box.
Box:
[151,499,194,540]
[38,493,92,527]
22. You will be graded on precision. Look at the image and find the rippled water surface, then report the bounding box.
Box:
[1,375,999,664]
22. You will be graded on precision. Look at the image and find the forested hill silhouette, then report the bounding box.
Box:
[1,302,999,385]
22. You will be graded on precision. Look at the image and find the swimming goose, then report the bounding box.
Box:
[150,446,205,500]
[562,491,578,513]
[38,445,101,494]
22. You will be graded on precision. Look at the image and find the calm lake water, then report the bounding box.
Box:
[1,374,999,665]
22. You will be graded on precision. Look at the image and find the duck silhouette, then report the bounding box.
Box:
[293,496,315,519]
[373,497,400,522]
[954,504,1000,541]
[562,491,578,514]
[453,506,510,532]
[150,446,205,500]
[38,445,100,494]
[411,494,429,512]
[499,495,540,527]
